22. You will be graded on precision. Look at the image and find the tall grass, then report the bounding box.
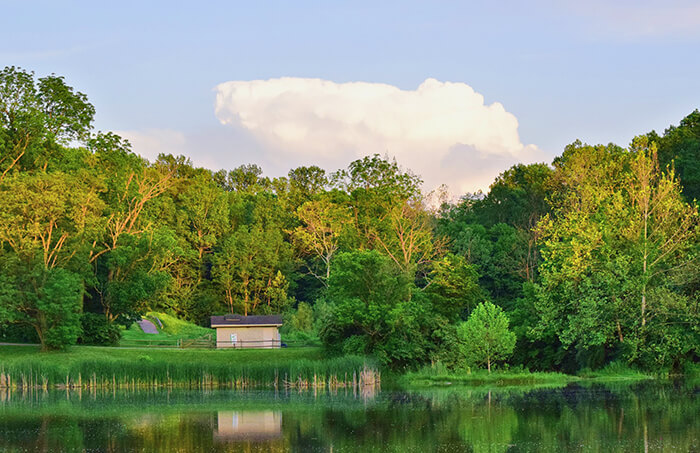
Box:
[577,361,653,380]
[401,360,654,388]
[0,346,379,391]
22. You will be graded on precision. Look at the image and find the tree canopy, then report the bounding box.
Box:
[0,66,697,372]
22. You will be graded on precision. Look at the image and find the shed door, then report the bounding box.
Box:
[230,333,238,347]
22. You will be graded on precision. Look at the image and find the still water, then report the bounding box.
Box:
[0,381,697,452]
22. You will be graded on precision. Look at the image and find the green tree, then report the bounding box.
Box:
[649,109,700,202]
[150,164,229,321]
[333,154,421,198]
[320,250,455,367]
[94,228,178,324]
[0,261,82,350]
[0,66,94,179]
[0,172,102,269]
[458,301,516,372]
[293,196,352,285]
[437,163,552,310]
[426,253,482,320]
[285,165,328,209]
[319,250,412,356]
[534,139,699,370]
[211,226,290,315]
[291,301,314,333]
[84,142,176,324]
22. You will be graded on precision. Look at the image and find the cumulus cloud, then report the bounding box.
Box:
[214,77,542,195]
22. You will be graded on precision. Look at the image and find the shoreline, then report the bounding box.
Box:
[1,344,690,392]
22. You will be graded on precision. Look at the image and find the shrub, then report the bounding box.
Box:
[79,312,121,346]
[291,302,314,332]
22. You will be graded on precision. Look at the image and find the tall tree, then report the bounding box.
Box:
[211,226,290,316]
[294,196,352,285]
[0,66,94,179]
[534,139,699,369]
[0,263,82,350]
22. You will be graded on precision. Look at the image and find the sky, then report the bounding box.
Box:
[2,0,700,195]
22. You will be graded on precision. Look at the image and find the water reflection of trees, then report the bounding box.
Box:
[285,382,699,452]
[0,382,697,452]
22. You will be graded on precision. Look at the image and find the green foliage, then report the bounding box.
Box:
[96,230,176,324]
[79,312,121,346]
[651,109,700,202]
[211,225,291,316]
[320,251,462,369]
[0,262,82,350]
[291,302,314,332]
[320,251,413,362]
[0,66,95,178]
[0,171,103,268]
[427,253,482,319]
[457,301,516,372]
[438,163,552,308]
[534,139,699,371]
[333,154,422,199]
[1,66,698,376]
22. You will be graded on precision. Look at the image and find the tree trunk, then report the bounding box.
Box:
[616,319,624,342]
[33,324,47,352]
[225,289,233,313]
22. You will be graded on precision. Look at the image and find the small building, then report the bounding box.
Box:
[211,314,283,349]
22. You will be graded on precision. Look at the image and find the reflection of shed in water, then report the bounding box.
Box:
[214,411,282,441]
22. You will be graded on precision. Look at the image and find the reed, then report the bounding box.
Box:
[0,347,380,391]
[402,362,653,387]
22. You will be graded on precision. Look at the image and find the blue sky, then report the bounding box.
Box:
[3,1,699,193]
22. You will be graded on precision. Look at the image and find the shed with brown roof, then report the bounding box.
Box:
[210,314,283,349]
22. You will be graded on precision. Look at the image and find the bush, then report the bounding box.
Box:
[79,312,121,346]
[291,302,314,332]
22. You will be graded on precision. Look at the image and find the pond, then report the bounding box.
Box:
[0,381,697,452]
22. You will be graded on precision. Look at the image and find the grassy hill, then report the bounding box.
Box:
[120,312,214,347]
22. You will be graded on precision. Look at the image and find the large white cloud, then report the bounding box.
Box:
[214,77,542,195]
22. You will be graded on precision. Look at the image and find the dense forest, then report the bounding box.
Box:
[1,66,698,373]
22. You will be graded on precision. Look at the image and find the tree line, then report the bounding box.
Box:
[0,67,697,372]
